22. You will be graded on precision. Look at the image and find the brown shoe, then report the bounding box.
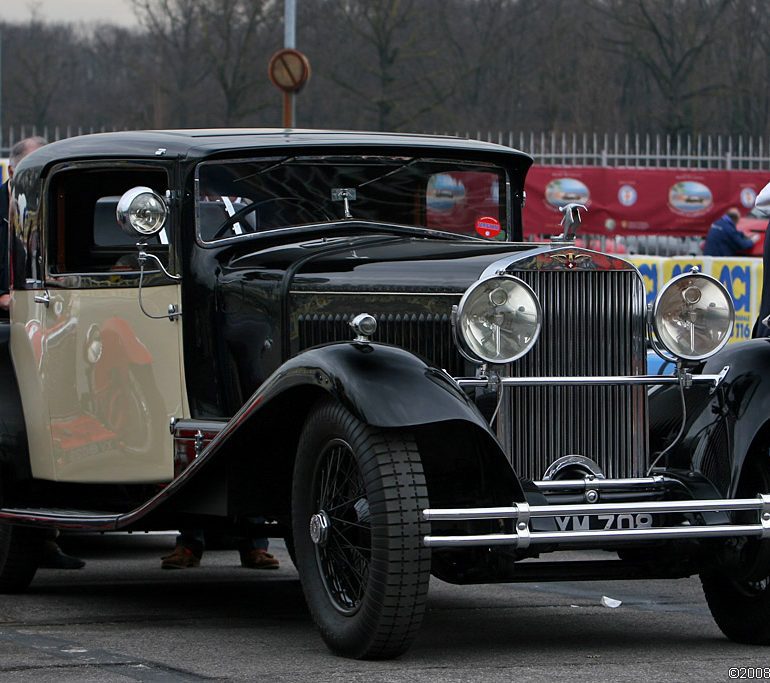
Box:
[161,545,201,569]
[240,549,279,570]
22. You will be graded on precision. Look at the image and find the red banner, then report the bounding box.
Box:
[523,166,770,237]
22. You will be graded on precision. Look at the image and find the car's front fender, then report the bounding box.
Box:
[651,338,770,497]
[155,342,525,523]
[258,342,486,429]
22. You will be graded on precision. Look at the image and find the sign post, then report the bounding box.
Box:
[268,48,311,129]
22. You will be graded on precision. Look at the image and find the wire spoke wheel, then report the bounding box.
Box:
[313,438,371,614]
[292,398,431,659]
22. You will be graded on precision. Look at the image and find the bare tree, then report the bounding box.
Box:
[435,0,539,131]
[130,0,210,127]
[2,0,769,139]
[588,0,731,136]
[4,15,79,130]
[197,0,279,125]
[721,0,770,137]
[323,0,456,131]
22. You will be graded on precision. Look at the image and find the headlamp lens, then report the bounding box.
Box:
[653,273,734,361]
[456,275,542,364]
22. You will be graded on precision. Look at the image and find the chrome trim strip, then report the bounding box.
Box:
[454,372,726,388]
[172,419,227,435]
[479,244,557,279]
[423,497,767,521]
[424,524,764,547]
[533,476,669,491]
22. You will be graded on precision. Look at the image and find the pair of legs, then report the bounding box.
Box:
[161,519,278,570]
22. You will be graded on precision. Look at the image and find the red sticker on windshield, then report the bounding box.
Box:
[475,216,501,238]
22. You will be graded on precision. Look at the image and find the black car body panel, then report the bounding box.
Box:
[650,338,770,498]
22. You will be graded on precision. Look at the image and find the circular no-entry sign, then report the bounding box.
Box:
[268,49,311,94]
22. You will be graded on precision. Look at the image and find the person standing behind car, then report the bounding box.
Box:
[703,207,760,256]
[0,137,47,315]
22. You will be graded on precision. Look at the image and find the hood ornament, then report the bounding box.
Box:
[554,203,587,241]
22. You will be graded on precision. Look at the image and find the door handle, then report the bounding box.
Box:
[34,291,51,307]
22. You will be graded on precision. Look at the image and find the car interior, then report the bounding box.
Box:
[47,168,170,277]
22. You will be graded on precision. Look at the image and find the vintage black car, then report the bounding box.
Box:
[1,129,769,659]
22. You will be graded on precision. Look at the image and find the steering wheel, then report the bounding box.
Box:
[211,197,334,239]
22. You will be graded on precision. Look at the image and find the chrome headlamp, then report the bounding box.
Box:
[454,275,542,364]
[652,271,734,362]
[117,187,168,237]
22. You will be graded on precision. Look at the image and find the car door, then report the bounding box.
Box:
[18,164,186,484]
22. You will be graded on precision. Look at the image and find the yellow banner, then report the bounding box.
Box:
[662,257,711,282]
[706,258,756,343]
[626,256,666,307]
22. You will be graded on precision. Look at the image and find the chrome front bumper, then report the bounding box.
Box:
[423,494,770,549]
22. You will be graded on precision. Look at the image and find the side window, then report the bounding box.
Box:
[47,168,169,277]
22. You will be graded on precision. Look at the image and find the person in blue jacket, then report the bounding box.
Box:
[703,207,759,256]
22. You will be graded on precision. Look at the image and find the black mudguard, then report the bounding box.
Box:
[258,342,490,428]
[650,338,770,497]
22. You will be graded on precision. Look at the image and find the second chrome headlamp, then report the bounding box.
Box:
[454,275,542,364]
[652,271,734,362]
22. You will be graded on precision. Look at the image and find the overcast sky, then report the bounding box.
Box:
[0,0,137,27]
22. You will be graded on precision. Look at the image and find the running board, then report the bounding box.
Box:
[423,495,770,548]
[0,508,121,530]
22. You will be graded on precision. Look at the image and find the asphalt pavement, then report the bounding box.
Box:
[0,533,766,682]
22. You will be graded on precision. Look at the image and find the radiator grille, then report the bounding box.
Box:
[297,312,465,376]
[503,269,648,479]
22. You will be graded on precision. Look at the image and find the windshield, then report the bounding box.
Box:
[195,155,508,242]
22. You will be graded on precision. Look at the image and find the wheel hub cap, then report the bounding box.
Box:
[309,511,330,546]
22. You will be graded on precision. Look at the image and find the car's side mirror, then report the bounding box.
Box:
[116,187,168,237]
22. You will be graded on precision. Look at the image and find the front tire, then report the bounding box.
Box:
[292,398,431,659]
[702,450,770,644]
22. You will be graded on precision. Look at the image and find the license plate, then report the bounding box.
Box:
[554,513,654,531]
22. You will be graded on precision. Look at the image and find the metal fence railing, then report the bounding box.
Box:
[3,126,770,170]
[452,131,770,170]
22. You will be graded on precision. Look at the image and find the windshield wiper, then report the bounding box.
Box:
[234,156,298,184]
[356,158,418,189]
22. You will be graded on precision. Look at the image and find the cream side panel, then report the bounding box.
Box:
[9,290,56,480]
[40,285,184,483]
